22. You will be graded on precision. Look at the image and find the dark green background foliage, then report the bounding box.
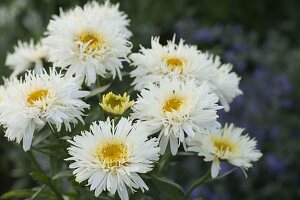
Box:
[0,0,300,199]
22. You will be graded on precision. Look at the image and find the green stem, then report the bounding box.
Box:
[27,151,64,200]
[157,151,172,175]
[27,151,43,172]
[47,123,69,155]
[184,169,211,199]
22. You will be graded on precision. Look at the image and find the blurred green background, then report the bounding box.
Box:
[0,0,300,199]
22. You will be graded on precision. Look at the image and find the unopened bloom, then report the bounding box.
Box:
[43,1,131,86]
[131,77,221,155]
[0,69,89,151]
[66,118,160,200]
[5,39,48,76]
[188,124,262,178]
[130,36,242,111]
[100,92,134,115]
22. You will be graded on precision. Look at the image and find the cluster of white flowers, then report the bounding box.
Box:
[130,36,242,111]
[1,1,262,200]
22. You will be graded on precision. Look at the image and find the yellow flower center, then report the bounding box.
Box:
[76,30,105,52]
[213,138,236,156]
[165,57,184,72]
[96,140,128,169]
[163,96,185,112]
[27,89,49,106]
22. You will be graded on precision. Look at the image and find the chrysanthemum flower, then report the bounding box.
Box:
[66,118,160,200]
[210,57,242,111]
[43,1,132,86]
[130,36,242,111]
[131,77,221,155]
[83,1,132,39]
[5,39,48,76]
[187,123,262,178]
[0,69,89,151]
[100,92,134,115]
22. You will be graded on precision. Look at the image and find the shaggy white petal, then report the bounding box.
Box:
[131,77,221,155]
[5,39,48,76]
[66,118,160,200]
[43,1,132,86]
[0,69,89,151]
[187,124,262,177]
[130,36,242,111]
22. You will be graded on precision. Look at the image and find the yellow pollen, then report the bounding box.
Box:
[96,140,128,169]
[163,96,185,112]
[166,57,184,72]
[76,30,105,52]
[213,139,236,156]
[27,89,48,106]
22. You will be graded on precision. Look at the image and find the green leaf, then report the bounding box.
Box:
[151,176,184,200]
[31,171,50,184]
[184,169,211,199]
[85,83,111,99]
[177,152,196,156]
[29,185,46,200]
[32,131,51,146]
[0,189,34,199]
[52,170,73,180]
[0,188,54,200]
[60,136,73,141]
[208,167,238,182]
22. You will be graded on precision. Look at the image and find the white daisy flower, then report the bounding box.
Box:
[5,39,48,77]
[0,69,89,151]
[129,36,242,111]
[83,1,132,39]
[66,118,160,200]
[131,77,221,155]
[212,61,242,111]
[187,123,262,178]
[43,2,132,86]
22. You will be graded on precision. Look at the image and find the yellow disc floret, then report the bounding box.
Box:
[96,139,128,169]
[163,96,185,113]
[165,56,184,72]
[27,89,49,106]
[75,29,106,54]
[212,136,237,157]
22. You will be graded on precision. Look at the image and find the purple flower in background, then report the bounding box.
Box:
[191,187,217,200]
[264,154,285,174]
[269,126,280,140]
[233,42,248,53]
[233,25,244,34]
[219,162,234,175]
[276,74,293,93]
[192,28,216,42]
[224,50,235,62]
